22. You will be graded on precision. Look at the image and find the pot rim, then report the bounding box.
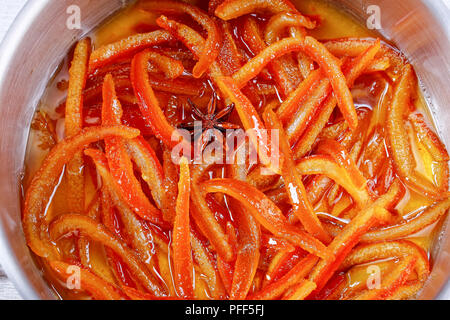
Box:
[0,0,52,300]
[0,0,449,300]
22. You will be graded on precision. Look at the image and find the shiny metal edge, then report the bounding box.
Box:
[415,0,450,300]
[0,0,129,300]
[0,0,448,300]
[0,0,51,300]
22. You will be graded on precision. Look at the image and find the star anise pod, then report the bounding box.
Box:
[179,93,240,152]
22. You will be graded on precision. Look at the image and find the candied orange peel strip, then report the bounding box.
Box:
[201,178,333,260]
[89,30,174,73]
[102,74,163,223]
[387,64,444,199]
[232,37,357,130]
[263,106,331,243]
[215,0,296,20]
[21,0,450,301]
[140,0,221,78]
[65,38,91,214]
[172,157,195,298]
[23,125,139,260]
[49,214,166,296]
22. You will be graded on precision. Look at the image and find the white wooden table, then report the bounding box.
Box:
[0,0,28,301]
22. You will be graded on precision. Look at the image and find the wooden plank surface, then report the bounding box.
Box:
[0,0,27,300]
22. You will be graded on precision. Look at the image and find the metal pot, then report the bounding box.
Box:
[0,0,448,299]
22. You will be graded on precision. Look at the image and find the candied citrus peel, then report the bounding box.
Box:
[21,0,450,301]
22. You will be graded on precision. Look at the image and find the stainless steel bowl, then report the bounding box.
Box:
[0,0,449,299]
